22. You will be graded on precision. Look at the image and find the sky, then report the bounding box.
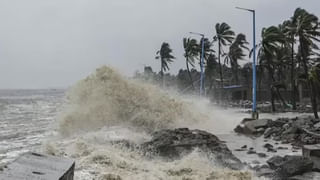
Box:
[0,0,319,89]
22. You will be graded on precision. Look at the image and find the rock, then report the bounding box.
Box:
[257,128,265,133]
[142,128,243,170]
[277,146,289,150]
[283,126,299,135]
[256,167,275,178]
[267,156,285,170]
[257,153,267,158]
[241,145,247,149]
[264,128,273,138]
[283,123,290,129]
[288,172,320,180]
[267,155,313,178]
[264,143,277,152]
[243,119,272,134]
[247,149,256,154]
[314,122,320,129]
[263,143,274,149]
[234,124,245,134]
[234,148,246,152]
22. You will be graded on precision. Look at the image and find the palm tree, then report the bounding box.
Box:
[281,20,298,110]
[214,22,235,87]
[183,38,199,90]
[155,42,175,86]
[205,53,218,92]
[255,26,286,112]
[292,8,320,118]
[224,33,249,84]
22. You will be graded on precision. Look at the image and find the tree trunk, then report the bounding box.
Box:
[310,80,319,118]
[234,64,239,85]
[186,58,195,91]
[291,39,297,110]
[161,59,164,87]
[268,68,276,112]
[218,42,224,88]
[299,37,319,119]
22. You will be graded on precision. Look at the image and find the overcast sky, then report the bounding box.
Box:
[0,0,319,89]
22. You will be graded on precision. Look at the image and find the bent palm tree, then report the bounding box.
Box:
[224,33,249,84]
[255,26,286,112]
[292,8,320,118]
[183,38,199,90]
[214,22,235,87]
[155,42,175,86]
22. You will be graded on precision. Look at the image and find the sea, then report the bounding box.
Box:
[0,66,305,180]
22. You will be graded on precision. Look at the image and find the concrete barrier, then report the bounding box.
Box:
[0,152,74,180]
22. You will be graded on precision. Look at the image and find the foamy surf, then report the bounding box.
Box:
[47,66,261,179]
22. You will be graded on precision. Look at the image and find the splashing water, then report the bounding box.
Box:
[58,66,202,136]
[49,66,260,179]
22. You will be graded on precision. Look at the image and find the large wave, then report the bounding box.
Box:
[58,66,200,136]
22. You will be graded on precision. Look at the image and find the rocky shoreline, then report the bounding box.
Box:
[234,115,320,179]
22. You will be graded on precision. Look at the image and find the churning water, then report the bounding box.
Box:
[0,66,304,179]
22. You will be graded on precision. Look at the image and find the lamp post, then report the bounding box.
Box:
[190,32,205,97]
[236,7,258,119]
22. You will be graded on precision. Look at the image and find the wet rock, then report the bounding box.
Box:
[267,156,285,170]
[263,143,274,149]
[289,172,320,180]
[235,119,271,134]
[257,153,267,158]
[243,119,272,134]
[263,128,273,138]
[277,146,289,150]
[247,149,256,154]
[264,143,277,152]
[314,122,320,129]
[234,148,246,151]
[142,128,243,170]
[267,155,313,178]
[256,167,275,178]
[241,145,247,149]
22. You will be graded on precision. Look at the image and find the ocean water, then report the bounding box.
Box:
[0,66,305,179]
[0,89,65,164]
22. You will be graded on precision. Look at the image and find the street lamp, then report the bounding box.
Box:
[190,32,205,96]
[236,7,258,119]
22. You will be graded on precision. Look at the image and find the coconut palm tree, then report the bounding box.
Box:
[281,20,298,110]
[255,26,286,112]
[292,8,320,118]
[155,42,175,86]
[214,22,235,87]
[183,38,199,90]
[224,33,249,84]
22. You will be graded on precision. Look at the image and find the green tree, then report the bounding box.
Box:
[155,42,175,86]
[183,38,199,90]
[255,26,286,112]
[224,33,249,84]
[214,22,235,87]
[292,8,320,118]
[281,20,298,110]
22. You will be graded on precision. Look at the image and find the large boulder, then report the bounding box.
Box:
[142,128,243,170]
[267,155,313,178]
[234,119,272,134]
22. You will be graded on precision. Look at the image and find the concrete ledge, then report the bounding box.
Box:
[0,152,74,180]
